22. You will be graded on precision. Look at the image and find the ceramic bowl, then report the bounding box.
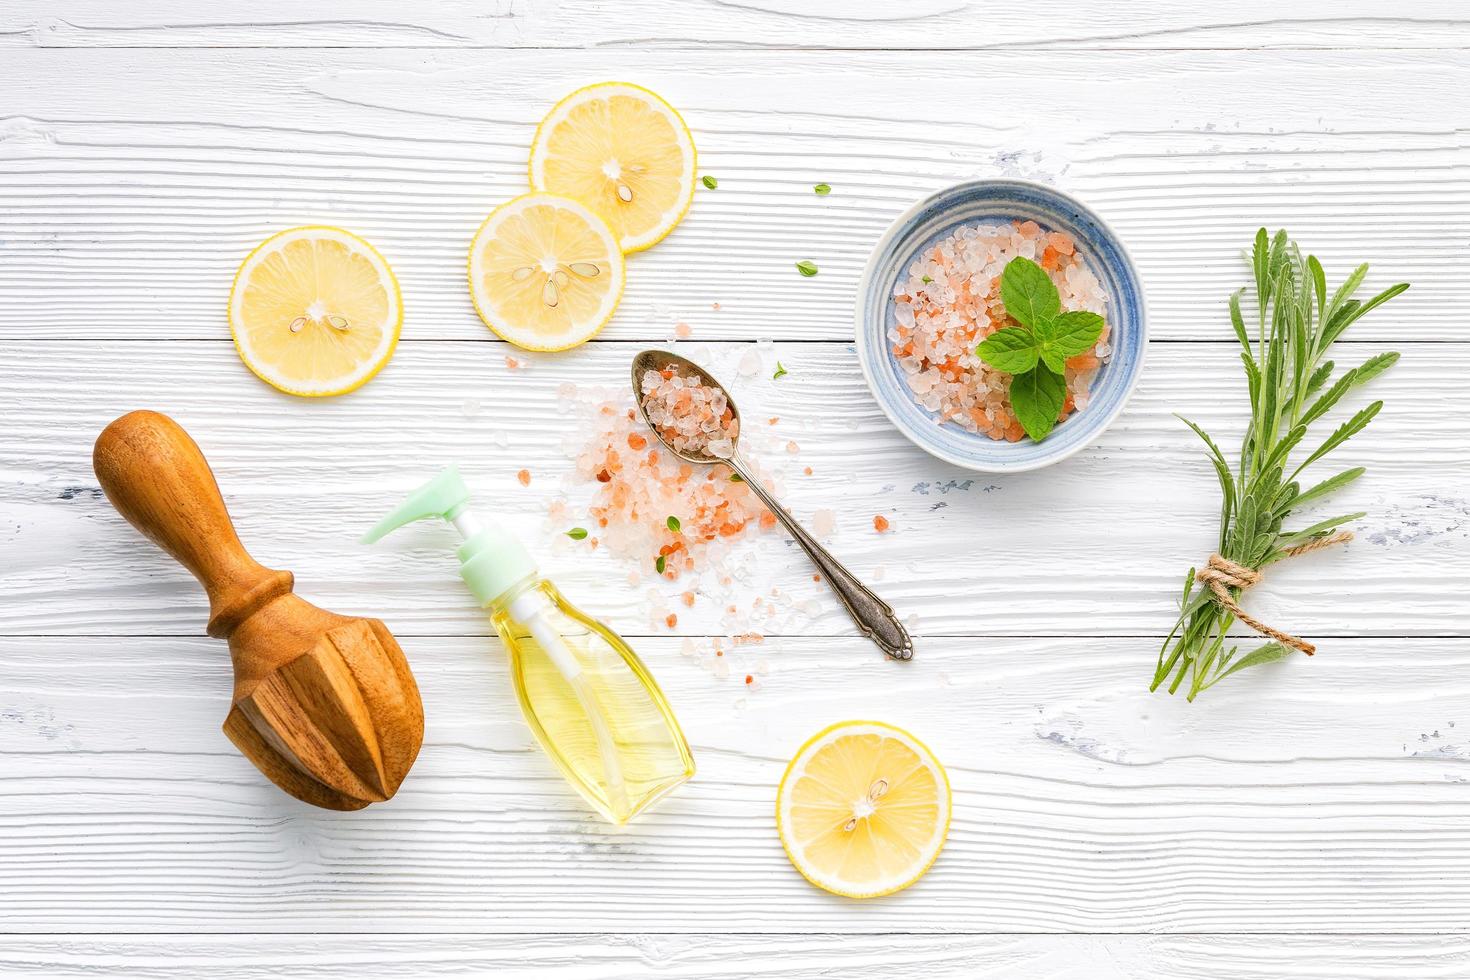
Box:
[855,178,1146,473]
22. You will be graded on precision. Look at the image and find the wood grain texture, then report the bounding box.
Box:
[0,49,1462,342]
[2,4,1468,967]
[3,340,1462,638]
[4,635,1470,933]
[2,1,1468,50]
[0,935,1467,979]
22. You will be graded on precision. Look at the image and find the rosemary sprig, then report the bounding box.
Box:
[1151,229,1407,700]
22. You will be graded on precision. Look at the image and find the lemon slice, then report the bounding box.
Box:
[228,226,402,397]
[467,193,626,351]
[776,721,951,899]
[529,82,696,253]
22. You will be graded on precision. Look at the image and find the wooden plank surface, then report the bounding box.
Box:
[1,935,1468,979]
[0,49,1462,344]
[2,0,1468,50]
[2,340,1461,639]
[1,1,1468,974]
[4,635,1470,933]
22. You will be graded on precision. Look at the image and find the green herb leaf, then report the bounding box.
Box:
[813,183,831,195]
[565,527,588,540]
[1228,290,1251,350]
[1299,368,1359,426]
[975,327,1039,375]
[666,516,681,532]
[1305,359,1335,397]
[728,472,744,482]
[655,555,666,574]
[1035,310,1105,372]
[772,361,788,380]
[1277,511,1365,545]
[1307,254,1327,315]
[1293,467,1365,509]
[1207,642,1293,687]
[1293,401,1383,477]
[1351,351,1399,387]
[795,260,819,277]
[999,256,1060,328]
[921,275,933,284]
[702,175,718,189]
[1008,365,1067,441]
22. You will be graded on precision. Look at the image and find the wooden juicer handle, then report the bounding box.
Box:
[93,410,294,639]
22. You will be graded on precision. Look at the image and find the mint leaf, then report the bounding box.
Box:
[1044,310,1104,358]
[1008,365,1067,441]
[1032,310,1104,374]
[813,183,831,196]
[795,260,819,277]
[702,175,718,189]
[975,327,1040,375]
[666,515,681,532]
[772,361,788,379]
[566,527,588,540]
[655,555,666,574]
[1000,256,1059,328]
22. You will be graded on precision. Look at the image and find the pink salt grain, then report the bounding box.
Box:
[675,322,693,339]
[517,469,531,487]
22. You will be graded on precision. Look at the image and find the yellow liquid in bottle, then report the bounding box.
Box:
[490,580,694,825]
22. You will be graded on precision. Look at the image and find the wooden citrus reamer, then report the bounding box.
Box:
[93,410,423,810]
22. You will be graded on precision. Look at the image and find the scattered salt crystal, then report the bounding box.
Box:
[675,322,693,339]
[812,508,836,537]
[736,348,761,377]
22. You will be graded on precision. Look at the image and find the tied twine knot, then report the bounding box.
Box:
[1196,531,1354,656]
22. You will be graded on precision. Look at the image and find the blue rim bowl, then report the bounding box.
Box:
[855,178,1147,473]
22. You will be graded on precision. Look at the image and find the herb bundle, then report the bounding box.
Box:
[976,256,1105,441]
[1152,229,1407,700]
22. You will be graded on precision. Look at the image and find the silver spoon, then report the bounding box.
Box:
[632,349,914,661]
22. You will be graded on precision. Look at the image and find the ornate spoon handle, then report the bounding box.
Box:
[727,455,913,661]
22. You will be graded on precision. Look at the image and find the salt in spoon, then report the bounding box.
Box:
[631,349,914,661]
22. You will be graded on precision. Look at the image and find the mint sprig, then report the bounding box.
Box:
[975,256,1104,442]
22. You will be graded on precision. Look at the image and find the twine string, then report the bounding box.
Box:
[1195,531,1354,656]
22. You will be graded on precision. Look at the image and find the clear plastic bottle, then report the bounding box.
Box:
[364,468,693,825]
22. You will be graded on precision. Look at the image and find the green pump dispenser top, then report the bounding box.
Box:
[361,467,536,607]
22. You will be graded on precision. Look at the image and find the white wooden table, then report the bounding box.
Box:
[3,3,1468,976]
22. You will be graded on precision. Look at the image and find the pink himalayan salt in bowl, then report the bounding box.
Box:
[890,219,1110,443]
[856,178,1147,473]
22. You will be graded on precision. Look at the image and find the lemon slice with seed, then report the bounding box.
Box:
[467,192,626,351]
[228,226,402,397]
[776,721,951,899]
[529,82,696,253]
